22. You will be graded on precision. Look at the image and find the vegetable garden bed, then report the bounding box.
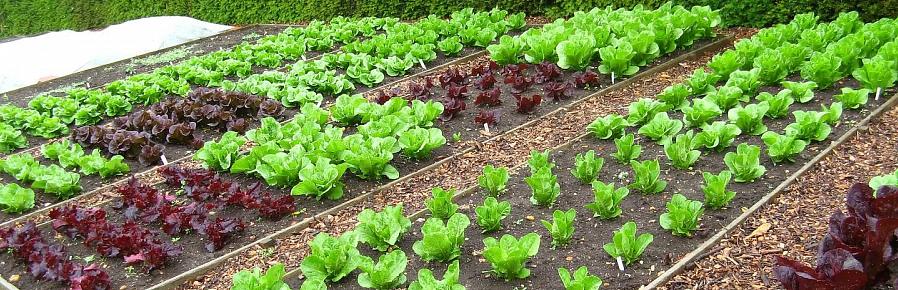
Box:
[2,4,895,290]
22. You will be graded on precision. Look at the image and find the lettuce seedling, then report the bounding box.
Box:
[31,165,82,198]
[357,250,408,289]
[613,134,642,164]
[300,232,363,283]
[476,197,511,233]
[629,159,667,195]
[356,204,412,252]
[834,87,871,110]
[409,100,444,128]
[660,194,704,236]
[570,150,604,184]
[627,98,669,126]
[527,149,554,173]
[800,52,843,89]
[426,187,458,220]
[702,171,735,209]
[695,121,741,151]
[413,213,469,262]
[379,56,415,77]
[542,209,576,249]
[782,81,818,103]
[682,97,723,128]
[585,181,628,219]
[408,260,465,290]
[761,131,808,164]
[0,183,35,214]
[727,103,769,135]
[638,112,683,145]
[556,31,597,71]
[398,127,446,160]
[292,157,348,200]
[820,102,843,125]
[527,167,561,207]
[784,110,832,142]
[231,263,290,290]
[195,131,246,172]
[664,131,701,169]
[657,83,691,110]
[482,233,541,280]
[603,221,653,265]
[757,91,794,119]
[707,86,747,111]
[685,69,721,96]
[724,143,766,182]
[478,165,509,197]
[587,114,631,140]
[558,266,603,290]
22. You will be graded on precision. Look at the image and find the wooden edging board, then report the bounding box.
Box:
[641,91,898,289]
[143,35,734,290]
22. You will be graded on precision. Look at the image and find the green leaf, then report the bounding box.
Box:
[664,131,701,169]
[781,81,818,103]
[702,171,736,209]
[570,150,604,184]
[613,134,642,164]
[356,204,412,252]
[398,127,446,160]
[412,213,469,262]
[291,158,348,200]
[475,197,511,233]
[478,165,509,197]
[408,260,465,290]
[756,91,794,119]
[602,221,652,265]
[834,87,871,110]
[784,110,832,142]
[760,131,806,165]
[695,121,742,151]
[482,233,541,280]
[584,181,628,220]
[195,131,246,172]
[558,266,603,290]
[231,263,291,290]
[425,187,458,220]
[487,35,524,65]
[629,159,666,195]
[587,114,630,140]
[357,250,408,289]
[724,143,766,182]
[727,103,769,135]
[300,232,362,283]
[527,167,561,207]
[0,183,35,214]
[556,30,596,71]
[541,209,576,248]
[682,97,723,128]
[659,194,704,236]
[637,112,682,145]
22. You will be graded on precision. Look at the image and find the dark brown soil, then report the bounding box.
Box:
[286,78,891,290]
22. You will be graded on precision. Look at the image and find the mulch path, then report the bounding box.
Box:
[662,103,898,290]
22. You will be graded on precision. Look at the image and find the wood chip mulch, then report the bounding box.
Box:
[662,104,898,290]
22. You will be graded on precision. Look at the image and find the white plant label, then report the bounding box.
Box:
[616,256,625,271]
[160,154,169,165]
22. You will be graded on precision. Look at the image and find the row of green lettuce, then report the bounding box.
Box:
[485,3,719,76]
[0,140,131,214]
[0,16,394,153]
[228,11,895,290]
[190,9,528,200]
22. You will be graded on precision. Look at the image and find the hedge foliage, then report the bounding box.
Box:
[2,0,896,38]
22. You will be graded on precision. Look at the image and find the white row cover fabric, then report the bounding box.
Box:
[0,16,231,94]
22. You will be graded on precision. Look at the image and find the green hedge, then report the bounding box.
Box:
[2,0,896,38]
